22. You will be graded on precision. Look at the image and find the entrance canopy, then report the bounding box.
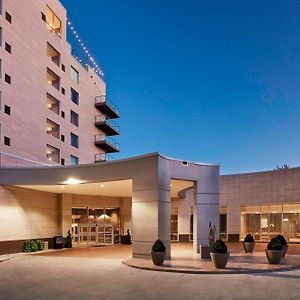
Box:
[0,152,220,258]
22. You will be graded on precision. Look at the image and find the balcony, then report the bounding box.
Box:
[94,134,119,153]
[95,96,119,119]
[95,153,115,163]
[95,115,119,136]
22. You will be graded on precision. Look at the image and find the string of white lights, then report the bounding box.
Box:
[66,17,104,78]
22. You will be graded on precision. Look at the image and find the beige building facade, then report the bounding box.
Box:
[0,0,119,167]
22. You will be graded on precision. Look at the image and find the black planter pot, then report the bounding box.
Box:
[265,249,283,264]
[243,242,255,253]
[151,251,166,266]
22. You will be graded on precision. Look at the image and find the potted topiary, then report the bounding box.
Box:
[276,235,288,258]
[210,239,230,268]
[151,239,166,266]
[265,238,283,264]
[243,234,255,253]
[23,240,38,253]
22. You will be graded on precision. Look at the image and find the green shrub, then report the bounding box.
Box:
[276,235,287,246]
[152,239,166,252]
[36,240,45,251]
[244,234,255,243]
[267,238,282,251]
[211,239,228,253]
[23,240,38,253]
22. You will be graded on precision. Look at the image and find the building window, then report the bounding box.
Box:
[61,158,65,165]
[220,207,227,241]
[0,27,2,47]
[46,119,60,139]
[5,43,11,54]
[46,144,60,163]
[47,43,60,66]
[70,66,79,84]
[61,64,65,72]
[61,111,65,118]
[47,68,60,90]
[45,6,61,37]
[70,110,79,127]
[70,155,79,165]
[5,74,11,84]
[61,87,65,95]
[0,0,2,15]
[4,105,10,115]
[0,59,2,78]
[71,88,79,105]
[5,12,12,24]
[0,91,2,110]
[4,136,10,146]
[41,12,46,22]
[61,134,65,142]
[46,93,60,114]
[71,132,79,148]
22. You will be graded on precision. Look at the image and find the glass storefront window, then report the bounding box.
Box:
[241,203,300,241]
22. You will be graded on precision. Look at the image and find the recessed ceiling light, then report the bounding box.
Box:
[63,178,83,185]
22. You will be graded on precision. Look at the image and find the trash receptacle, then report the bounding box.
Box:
[54,236,64,249]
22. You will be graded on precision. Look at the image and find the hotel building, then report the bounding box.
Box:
[0,0,120,168]
[0,0,299,256]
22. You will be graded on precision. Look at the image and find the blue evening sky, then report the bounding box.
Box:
[60,0,300,174]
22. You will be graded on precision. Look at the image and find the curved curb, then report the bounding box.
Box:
[122,258,300,275]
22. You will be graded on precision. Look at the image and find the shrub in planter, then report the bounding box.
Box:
[243,234,255,253]
[151,239,166,266]
[24,240,38,253]
[276,235,288,257]
[36,240,45,251]
[210,239,230,268]
[265,238,283,264]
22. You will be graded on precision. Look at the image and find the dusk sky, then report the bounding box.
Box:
[61,0,300,174]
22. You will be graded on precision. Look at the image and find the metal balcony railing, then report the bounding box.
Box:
[95,134,120,150]
[95,96,119,117]
[95,115,119,133]
[95,153,115,162]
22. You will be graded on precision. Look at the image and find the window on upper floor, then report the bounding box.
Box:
[5,43,11,54]
[0,27,2,47]
[46,119,60,139]
[0,0,3,15]
[46,144,60,163]
[71,132,79,148]
[47,68,60,90]
[4,136,10,146]
[71,88,79,105]
[47,43,60,66]
[5,12,12,24]
[70,110,79,127]
[70,66,79,84]
[45,6,61,37]
[46,93,60,115]
[4,105,10,115]
[5,74,11,84]
[70,155,79,165]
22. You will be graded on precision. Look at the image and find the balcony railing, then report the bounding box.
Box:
[95,96,119,119]
[95,153,115,162]
[94,134,120,153]
[95,115,119,135]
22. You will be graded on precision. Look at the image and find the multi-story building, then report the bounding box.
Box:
[0,0,119,167]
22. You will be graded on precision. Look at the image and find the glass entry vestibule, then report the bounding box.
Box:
[72,207,120,246]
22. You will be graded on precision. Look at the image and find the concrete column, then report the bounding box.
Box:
[193,168,219,255]
[58,193,72,237]
[132,173,171,259]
